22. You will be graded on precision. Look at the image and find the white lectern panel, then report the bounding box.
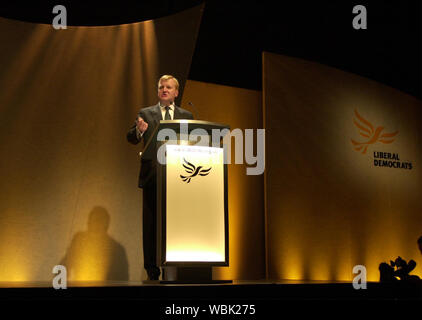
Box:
[165,144,225,262]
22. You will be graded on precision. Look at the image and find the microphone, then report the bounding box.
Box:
[188,101,194,109]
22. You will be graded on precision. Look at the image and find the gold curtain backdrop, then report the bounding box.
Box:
[263,52,422,281]
[0,6,202,282]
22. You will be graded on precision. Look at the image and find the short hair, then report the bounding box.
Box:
[158,75,179,90]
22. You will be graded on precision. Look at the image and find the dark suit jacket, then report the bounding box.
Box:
[127,103,194,188]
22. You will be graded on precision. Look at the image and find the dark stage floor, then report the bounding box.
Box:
[1,279,421,301]
[1,280,420,317]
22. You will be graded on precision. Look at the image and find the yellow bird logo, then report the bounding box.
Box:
[351,109,398,154]
[180,158,212,183]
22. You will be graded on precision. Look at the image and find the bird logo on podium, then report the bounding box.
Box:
[180,158,212,183]
[351,109,398,154]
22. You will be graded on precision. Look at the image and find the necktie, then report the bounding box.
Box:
[165,106,171,120]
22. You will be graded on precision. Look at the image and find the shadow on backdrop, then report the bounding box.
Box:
[60,206,129,281]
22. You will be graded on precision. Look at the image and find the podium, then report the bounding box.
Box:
[141,120,231,283]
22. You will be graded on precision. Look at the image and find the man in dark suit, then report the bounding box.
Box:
[127,75,193,280]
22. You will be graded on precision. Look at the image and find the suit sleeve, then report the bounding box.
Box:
[126,109,145,145]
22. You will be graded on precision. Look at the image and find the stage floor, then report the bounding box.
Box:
[0,279,421,301]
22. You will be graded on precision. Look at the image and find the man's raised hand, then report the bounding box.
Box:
[136,117,148,133]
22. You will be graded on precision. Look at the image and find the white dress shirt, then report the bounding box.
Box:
[160,102,175,120]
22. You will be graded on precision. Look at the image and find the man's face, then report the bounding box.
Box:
[158,79,178,106]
